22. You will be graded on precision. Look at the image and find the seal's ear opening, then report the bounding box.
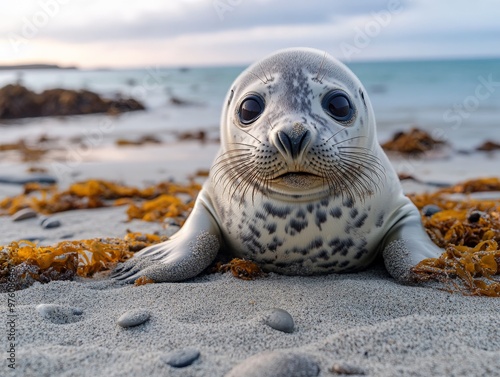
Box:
[228,89,234,106]
[359,88,366,107]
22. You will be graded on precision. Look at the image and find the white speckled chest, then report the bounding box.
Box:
[210,175,409,275]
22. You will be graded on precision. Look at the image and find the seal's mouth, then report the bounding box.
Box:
[270,171,325,194]
[275,172,318,180]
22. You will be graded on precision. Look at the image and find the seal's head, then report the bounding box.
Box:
[213,47,384,204]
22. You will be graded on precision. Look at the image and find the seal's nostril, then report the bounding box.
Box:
[277,131,293,158]
[297,130,311,156]
[276,129,311,159]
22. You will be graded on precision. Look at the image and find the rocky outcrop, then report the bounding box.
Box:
[0,84,145,119]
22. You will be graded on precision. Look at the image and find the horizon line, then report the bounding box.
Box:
[2,54,500,71]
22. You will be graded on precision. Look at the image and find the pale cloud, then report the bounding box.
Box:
[1,0,499,67]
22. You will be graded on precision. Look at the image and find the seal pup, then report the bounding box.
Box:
[112,48,442,284]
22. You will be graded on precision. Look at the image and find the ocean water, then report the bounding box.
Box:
[0,58,499,151]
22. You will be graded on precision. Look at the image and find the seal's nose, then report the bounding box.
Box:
[274,123,311,160]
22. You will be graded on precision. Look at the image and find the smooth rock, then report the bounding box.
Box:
[41,218,61,229]
[468,211,485,223]
[0,84,145,119]
[162,348,200,368]
[117,309,150,328]
[36,304,83,324]
[23,236,46,243]
[422,205,442,217]
[264,308,295,333]
[225,351,319,377]
[330,362,366,375]
[12,208,38,222]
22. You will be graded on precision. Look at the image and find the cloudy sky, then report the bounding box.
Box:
[1,0,499,68]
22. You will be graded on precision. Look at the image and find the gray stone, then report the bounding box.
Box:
[264,308,295,333]
[330,362,366,375]
[162,348,200,368]
[226,351,319,377]
[468,210,485,223]
[422,205,442,217]
[117,309,150,328]
[12,208,38,222]
[36,304,83,324]
[41,218,61,229]
[24,236,46,243]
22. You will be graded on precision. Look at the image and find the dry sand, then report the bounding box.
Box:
[1,143,500,376]
[4,266,500,376]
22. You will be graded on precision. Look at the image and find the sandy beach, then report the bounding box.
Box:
[1,136,499,376]
[7,265,500,377]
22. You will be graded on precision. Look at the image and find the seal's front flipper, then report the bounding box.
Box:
[381,205,442,284]
[111,190,221,284]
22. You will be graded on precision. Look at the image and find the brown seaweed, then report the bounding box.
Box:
[381,127,446,154]
[0,232,165,291]
[0,179,201,222]
[215,258,264,280]
[410,177,500,296]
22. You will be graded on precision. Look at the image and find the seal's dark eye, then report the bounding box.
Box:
[239,95,264,125]
[322,91,354,122]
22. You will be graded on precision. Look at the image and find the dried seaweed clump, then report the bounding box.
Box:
[0,139,48,162]
[381,127,445,154]
[215,258,263,280]
[409,177,500,296]
[0,232,164,291]
[476,140,500,151]
[115,135,161,146]
[126,194,193,223]
[0,179,202,223]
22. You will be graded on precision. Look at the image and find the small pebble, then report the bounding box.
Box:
[468,211,485,223]
[36,304,83,324]
[24,236,46,243]
[41,218,62,229]
[12,208,38,222]
[264,308,294,333]
[330,362,366,375]
[422,205,442,217]
[117,309,150,328]
[162,348,200,368]
[225,351,319,377]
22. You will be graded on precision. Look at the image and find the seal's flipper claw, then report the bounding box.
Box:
[150,250,172,261]
[110,263,135,277]
[110,267,124,276]
[113,266,141,281]
[134,244,163,258]
[123,271,144,284]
